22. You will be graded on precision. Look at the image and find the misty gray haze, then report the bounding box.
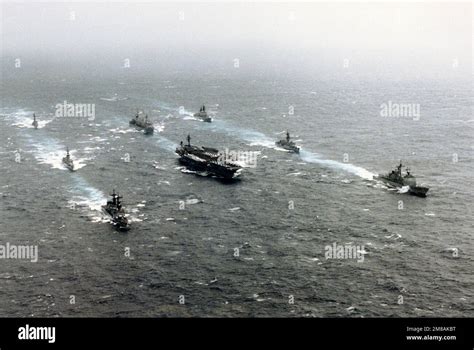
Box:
[1,2,472,80]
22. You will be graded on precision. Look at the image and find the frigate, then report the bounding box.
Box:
[276,131,300,153]
[32,114,38,129]
[193,105,212,122]
[130,112,154,134]
[102,190,130,231]
[62,148,75,171]
[379,161,429,197]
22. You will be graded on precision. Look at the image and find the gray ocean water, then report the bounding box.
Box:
[0,68,472,317]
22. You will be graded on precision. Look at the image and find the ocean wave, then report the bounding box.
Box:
[2,109,53,129]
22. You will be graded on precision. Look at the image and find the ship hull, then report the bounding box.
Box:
[379,175,429,197]
[378,176,403,188]
[143,127,154,135]
[102,206,121,217]
[111,219,130,231]
[409,187,429,198]
[200,116,212,122]
[275,141,300,153]
[130,119,154,134]
[62,160,74,172]
[131,124,154,135]
[178,156,240,179]
[193,112,212,122]
[102,209,130,231]
[102,207,113,217]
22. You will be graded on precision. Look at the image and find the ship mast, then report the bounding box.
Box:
[397,160,402,177]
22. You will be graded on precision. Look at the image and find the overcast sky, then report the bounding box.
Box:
[1,2,472,78]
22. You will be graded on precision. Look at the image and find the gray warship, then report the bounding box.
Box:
[193,105,212,122]
[378,161,429,197]
[102,190,130,231]
[32,114,38,129]
[130,112,154,134]
[175,135,242,179]
[62,148,75,171]
[276,131,300,153]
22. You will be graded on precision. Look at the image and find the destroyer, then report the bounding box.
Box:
[62,148,74,171]
[193,105,212,122]
[32,114,38,129]
[130,112,154,134]
[175,134,242,179]
[276,131,300,153]
[102,190,130,231]
[378,161,429,197]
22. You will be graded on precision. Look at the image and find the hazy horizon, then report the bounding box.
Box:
[1,2,472,80]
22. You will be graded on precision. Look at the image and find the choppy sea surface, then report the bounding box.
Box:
[0,71,472,317]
